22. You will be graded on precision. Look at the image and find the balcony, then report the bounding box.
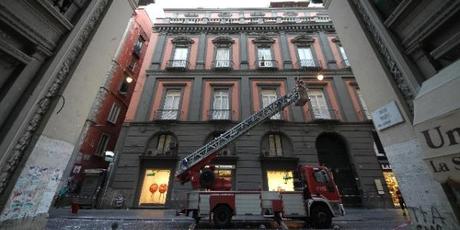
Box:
[298,59,321,70]
[166,60,189,71]
[156,15,331,25]
[256,60,278,70]
[307,108,340,121]
[208,109,233,121]
[213,60,233,70]
[154,109,181,120]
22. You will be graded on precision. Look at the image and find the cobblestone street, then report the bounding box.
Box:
[43,208,410,229]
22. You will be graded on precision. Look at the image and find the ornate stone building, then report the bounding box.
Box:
[325,0,460,228]
[0,0,153,225]
[103,3,393,210]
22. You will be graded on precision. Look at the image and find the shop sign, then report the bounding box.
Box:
[371,101,404,131]
[424,152,460,182]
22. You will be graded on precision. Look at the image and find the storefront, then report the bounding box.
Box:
[138,169,171,205]
[413,60,460,223]
[266,170,295,192]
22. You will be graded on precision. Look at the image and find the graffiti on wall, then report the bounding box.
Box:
[408,206,459,230]
[0,166,61,220]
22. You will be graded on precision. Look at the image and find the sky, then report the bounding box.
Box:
[144,0,323,20]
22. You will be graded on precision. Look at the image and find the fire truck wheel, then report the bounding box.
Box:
[213,205,232,228]
[199,169,215,189]
[311,205,332,229]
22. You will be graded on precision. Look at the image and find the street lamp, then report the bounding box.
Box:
[316,74,324,81]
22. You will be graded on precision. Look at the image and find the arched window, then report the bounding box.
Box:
[145,132,178,156]
[205,131,236,156]
[260,132,293,157]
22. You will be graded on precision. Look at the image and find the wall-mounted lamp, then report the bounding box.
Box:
[126,76,133,83]
[316,74,324,81]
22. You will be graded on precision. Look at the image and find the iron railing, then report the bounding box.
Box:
[213,60,233,70]
[166,60,189,70]
[154,109,181,120]
[307,108,340,121]
[208,109,233,120]
[256,60,278,69]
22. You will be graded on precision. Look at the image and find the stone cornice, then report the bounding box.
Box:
[154,23,335,33]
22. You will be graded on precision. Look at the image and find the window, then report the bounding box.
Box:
[133,36,145,56]
[266,170,294,192]
[261,89,280,119]
[96,134,110,156]
[139,169,171,205]
[298,47,315,67]
[156,134,174,155]
[215,48,231,68]
[314,169,331,184]
[128,56,138,71]
[107,103,121,124]
[119,76,130,94]
[172,47,188,67]
[356,89,371,119]
[309,89,331,119]
[339,46,350,66]
[211,89,230,120]
[268,134,283,156]
[160,90,181,120]
[257,48,273,67]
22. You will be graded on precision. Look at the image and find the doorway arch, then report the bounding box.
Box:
[315,132,362,206]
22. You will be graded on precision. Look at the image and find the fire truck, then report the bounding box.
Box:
[175,80,345,229]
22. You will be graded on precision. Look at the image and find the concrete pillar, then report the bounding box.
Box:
[240,33,248,70]
[150,33,167,70]
[332,75,358,122]
[188,76,203,121]
[286,78,303,122]
[240,77,250,118]
[196,33,207,70]
[318,32,337,69]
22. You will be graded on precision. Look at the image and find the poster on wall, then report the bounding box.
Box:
[266,170,294,192]
[139,169,171,205]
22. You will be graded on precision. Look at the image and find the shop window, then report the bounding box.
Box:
[261,89,281,119]
[383,171,401,207]
[266,170,294,192]
[204,165,235,189]
[139,169,171,205]
[159,89,181,120]
[211,89,230,120]
[308,89,331,119]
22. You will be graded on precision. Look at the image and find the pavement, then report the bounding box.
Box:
[45,208,411,229]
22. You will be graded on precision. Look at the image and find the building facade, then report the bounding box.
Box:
[104,3,392,210]
[0,0,153,225]
[68,7,154,198]
[325,0,460,228]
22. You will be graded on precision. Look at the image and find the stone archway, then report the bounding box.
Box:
[315,132,362,206]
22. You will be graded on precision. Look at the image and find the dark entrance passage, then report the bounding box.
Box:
[316,132,362,207]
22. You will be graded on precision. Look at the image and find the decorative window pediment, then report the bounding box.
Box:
[291,35,315,46]
[212,36,235,48]
[172,36,194,46]
[253,35,275,47]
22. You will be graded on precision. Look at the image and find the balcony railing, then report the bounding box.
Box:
[154,109,181,120]
[307,108,340,121]
[298,59,321,70]
[213,60,233,70]
[166,60,189,70]
[256,60,278,70]
[208,109,233,120]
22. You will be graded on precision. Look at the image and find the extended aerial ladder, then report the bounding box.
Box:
[175,79,309,188]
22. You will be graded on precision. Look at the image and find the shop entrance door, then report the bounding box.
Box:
[315,132,362,207]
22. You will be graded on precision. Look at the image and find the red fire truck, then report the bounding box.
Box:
[176,80,345,228]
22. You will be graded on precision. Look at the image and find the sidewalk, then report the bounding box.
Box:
[46,208,411,229]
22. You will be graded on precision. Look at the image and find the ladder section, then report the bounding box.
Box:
[175,83,306,179]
